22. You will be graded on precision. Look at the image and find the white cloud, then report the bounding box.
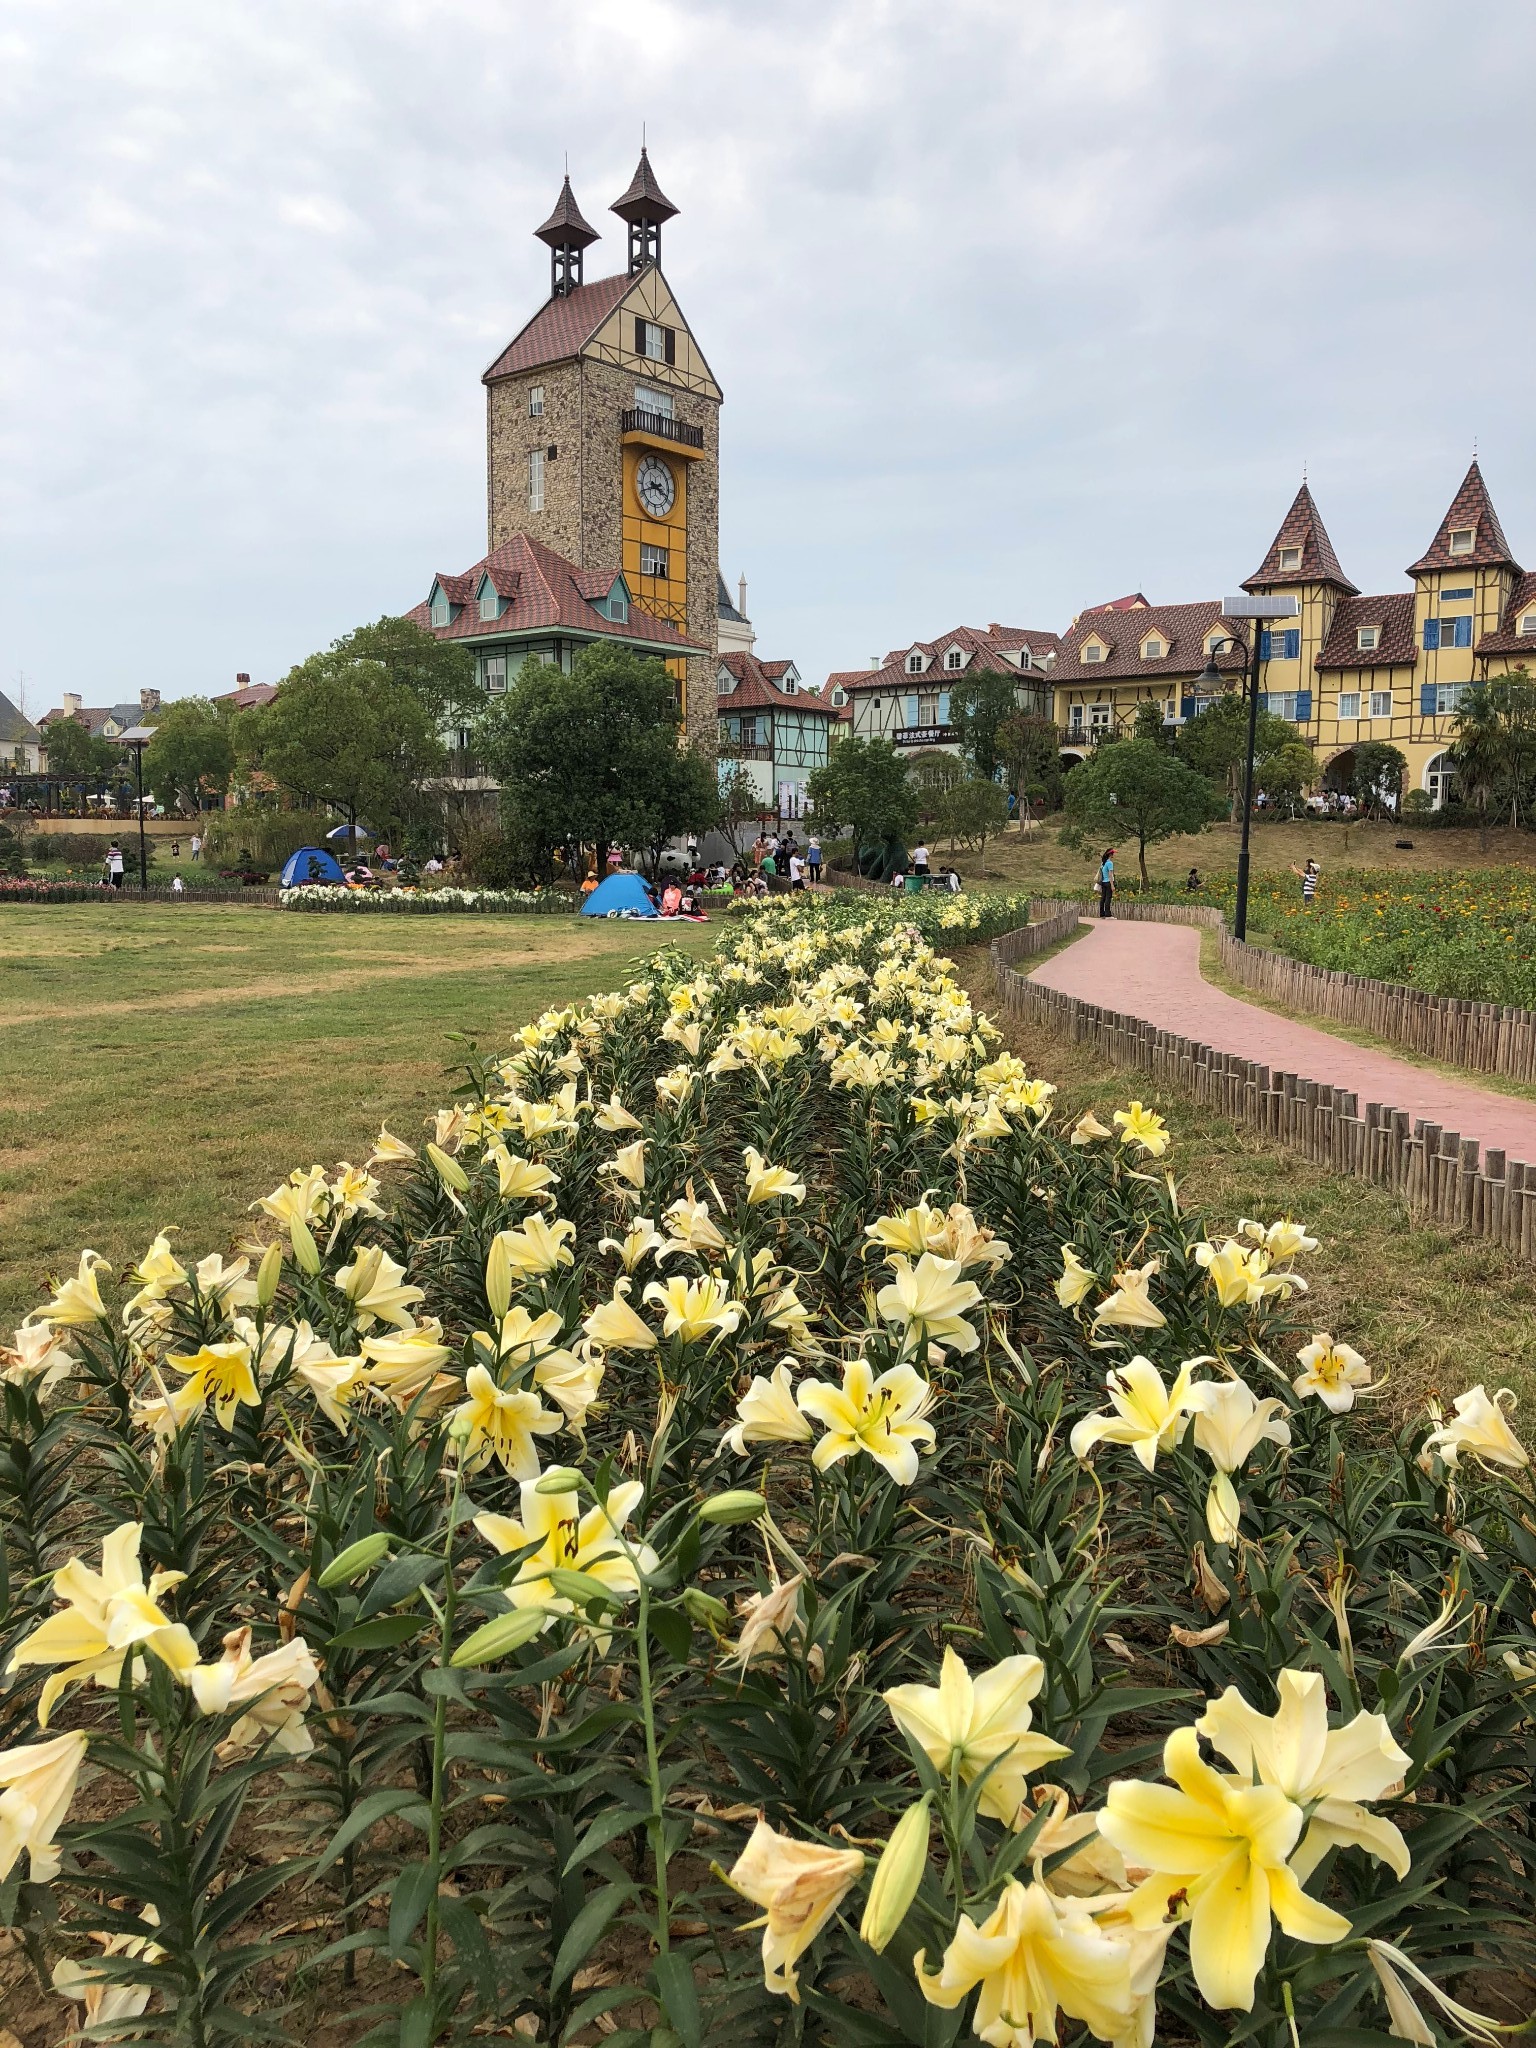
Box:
[2,0,1536,714]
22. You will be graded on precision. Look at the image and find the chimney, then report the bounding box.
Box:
[988,623,1002,635]
[236,672,250,686]
[140,687,161,716]
[737,574,748,619]
[63,691,82,716]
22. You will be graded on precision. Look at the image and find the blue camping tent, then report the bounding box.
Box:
[580,871,659,918]
[280,845,346,888]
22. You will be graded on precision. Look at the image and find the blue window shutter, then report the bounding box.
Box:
[905,693,918,726]
[1294,689,1312,721]
[1180,696,1194,720]
[1284,629,1300,660]
[1454,616,1473,648]
[1423,619,1440,651]
[939,691,950,721]
[1259,629,1273,659]
[1420,683,1437,716]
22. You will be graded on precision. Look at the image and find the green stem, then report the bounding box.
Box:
[634,1574,671,1956]
[422,1475,461,2007]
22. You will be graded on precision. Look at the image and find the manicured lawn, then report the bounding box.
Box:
[0,905,715,1322]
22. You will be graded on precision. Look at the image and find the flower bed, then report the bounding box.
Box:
[279,882,572,914]
[2,897,1531,2042]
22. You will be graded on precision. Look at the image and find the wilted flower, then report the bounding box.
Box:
[602,1139,648,1191]
[593,1093,641,1132]
[0,1730,89,1881]
[875,1253,982,1355]
[1069,1110,1112,1146]
[1056,1245,1096,1308]
[916,1879,1136,2047]
[724,1362,814,1455]
[1,1322,76,1393]
[1293,1333,1373,1413]
[190,1627,320,1756]
[885,1646,1068,1823]
[658,1191,728,1259]
[1092,1260,1166,1331]
[52,1909,163,2029]
[724,1819,864,2001]
[1112,1101,1169,1157]
[797,1357,936,1484]
[1069,1355,1205,1472]
[1421,1384,1528,1472]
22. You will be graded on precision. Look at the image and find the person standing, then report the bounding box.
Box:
[806,834,822,884]
[1291,859,1321,909]
[912,839,931,880]
[788,849,805,891]
[105,840,125,891]
[190,831,202,862]
[1097,848,1115,919]
[686,832,699,867]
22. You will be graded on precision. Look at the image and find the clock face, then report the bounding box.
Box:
[634,454,676,518]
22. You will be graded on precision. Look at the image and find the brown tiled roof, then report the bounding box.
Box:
[1056,600,1248,685]
[213,681,278,710]
[1316,593,1418,670]
[535,176,600,250]
[1243,483,1358,594]
[1082,592,1151,613]
[864,622,1060,689]
[408,533,703,652]
[611,148,678,224]
[1474,570,1536,657]
[38,703,137,733]
[1407,459,1520,574]
[716,651,833,716]
[483,272,632,382]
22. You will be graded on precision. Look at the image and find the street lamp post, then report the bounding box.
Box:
[116,726,157,894]
[1195,594,1300,943]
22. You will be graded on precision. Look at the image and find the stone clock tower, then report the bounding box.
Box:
[482,151,722,731]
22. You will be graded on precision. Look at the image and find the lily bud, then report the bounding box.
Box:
[289,1215,321,1276]
[697,1489,767,1526]
[534,1465,583,1495]
[256,1240,283,1308]
[681,1586,730,1631]
[450,1606,548,1667]
[547,1566,620,1610]
[859,1794,932,1953]
[427,1143,470,1194]
[318,1532,392,1588]
[485,1234,512,1322]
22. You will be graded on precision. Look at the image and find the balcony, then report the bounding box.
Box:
[892,724,959,748]
[620,407,705,455]
[720,740,773,762]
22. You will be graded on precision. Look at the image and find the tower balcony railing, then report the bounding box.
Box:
[620,407,705,450]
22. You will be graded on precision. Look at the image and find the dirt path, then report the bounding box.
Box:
[1030,918,1536,1161]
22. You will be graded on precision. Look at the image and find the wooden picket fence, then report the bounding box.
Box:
[990,909,1536,1259]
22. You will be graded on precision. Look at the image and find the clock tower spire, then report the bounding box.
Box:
[610,147,678,276]
[534,174,600,299]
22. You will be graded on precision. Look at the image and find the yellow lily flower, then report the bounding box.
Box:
[253,1165,329,1231]
[1091,1260,1166,1331]
[533,1346,604,1429]
[364,1124,416,1168]
[189,1626,320,1756]
[765,1283,815,1348]
[359,1321,455,1408]
[582,1279,659,1352]
[724,1819,864,2002]
[593,1093,641,1132]
[295,1354,365,1431]
[875,1253,982,1356]
[158,1337,262,1431]
[1056,1246,1096,1308]
[334,1246,426,1330]
[489,1146,560,1204]
[1292,1333,1372,1413]
[655,1064,697,1106]
[603,1139,648,1190]
[37,1251,111,1328]
[1421,1384,1528,1471]
[473,1476,657,1618]
[641,1274,744,1343]
[6,1523,196,1725]
[1239,1216,1318,1263]
[1186,1380,1291,1543]
[742,1147,806,1206]
[491,1214,577,1278]
[658,1191,727,1259]
[797,1356,936,1485]
[864,1200,942,1257]
[598,1217,665,1272]
[450,1365,562,1477]
[1196,1668,1411,1882]
[1112,1101,1170,1158]
[0,1730,89,1882]
[928,1202,1011,1273]
[1069,1355,1205,1473]
[724,1362,814,1455]
[192,1252,257,1310]
[1194,1237,1306,1308]
[122,1234,188,1322]
[885,1646,1069,1824]
[328,1164,382,1223]
[1069,1110,1113,1147]
[1099,1725,1350,2012]
[916,1878,1136,2046]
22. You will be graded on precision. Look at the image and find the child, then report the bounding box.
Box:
[1290,859,1321,908]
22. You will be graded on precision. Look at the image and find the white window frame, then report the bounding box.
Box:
[1448,526,1475,556]
[528,447,544,512]
[1370,690,1393,719]
[1068,703,1084,732]
[1278,545,1302,571]
[1081,642,1106,664]
[483,654,508,695]
[906,652,925,674]
[1140,636,1164,660]
[528,385,544,418]
[1356,626,1379,652]
[1519,612,1536,637]
[639,542,668,578]
[944,648,965,671]
[634,382,673,419]
[429,598,450,629]
[642,321,666,362]
[1435,683,1472,715]
[1088,702,1112,731]
[1338,692,1361,720]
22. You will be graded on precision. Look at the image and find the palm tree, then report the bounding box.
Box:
[1448,685,1509,853]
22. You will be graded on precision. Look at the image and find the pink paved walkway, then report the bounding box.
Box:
[1030,919,1536,1163]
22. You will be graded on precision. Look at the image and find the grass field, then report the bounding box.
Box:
[0,905,714,1322]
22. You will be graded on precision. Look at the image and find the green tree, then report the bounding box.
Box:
[716,760,765,861]
[948,671,1021,780]
[1061,737,1224,886]
[997,712,1065,808]
[937,777,1010,868]
[238,650,445,838]
[1176,690,1310,819]
[1449,670,1536,842]
[805,738,917,874]
[1131,699,1172,747]
[327,616,480,728]
[1349,739,1407,820]
[908,749,966,829]
[475,643,719,879]
[43,717,118,787]
[143,698,235,814]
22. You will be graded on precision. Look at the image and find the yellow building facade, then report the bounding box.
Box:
[1049,462,1536,804]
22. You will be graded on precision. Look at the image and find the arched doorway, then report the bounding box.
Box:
[1059,749,1087,776]
[1424,751,1456,809]
[1321,748,1355,796]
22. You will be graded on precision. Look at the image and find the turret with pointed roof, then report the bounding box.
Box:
[1243,482,1358,594]
[611,147,678,275]
[535,175,600,298]
[1407,458,1520,574]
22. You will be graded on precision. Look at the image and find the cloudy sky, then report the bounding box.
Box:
[5,0,1536,713]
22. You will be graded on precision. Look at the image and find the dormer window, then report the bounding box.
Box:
[1520,612,1536,637]
[831,687,846,706]
[599,583,630,623]
[478,580,501,623]
[1140,635,1165,660]
[428,587,451,629]
[1205,631,1229,656]
[716,667,736,695]
[1356,625,1380,652]
[1278,545,1302,571]
[1017,648,1032,669]
[781,676,797,694]
[906,651,925,673]
[1081,641,1106,664]
[1448,526,1475,556]
[944,648,965,671]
